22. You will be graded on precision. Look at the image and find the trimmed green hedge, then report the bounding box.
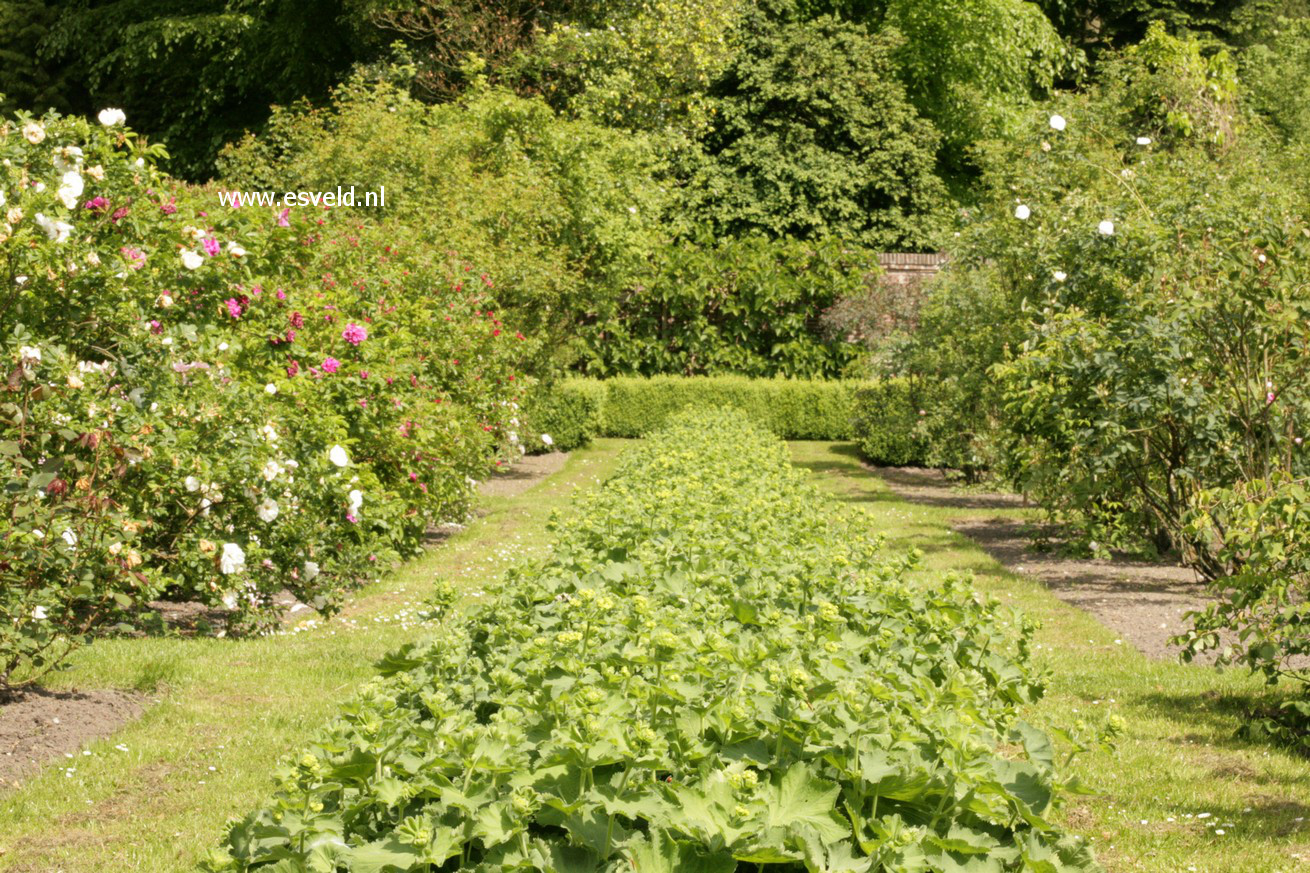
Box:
[526,376,865,445]
[598,376,863,439]
[525,376,930,464]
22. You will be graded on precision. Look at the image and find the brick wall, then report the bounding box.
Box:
[877,252,948,286]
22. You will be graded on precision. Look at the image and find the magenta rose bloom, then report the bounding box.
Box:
[342,323,367,345]
[322,357,341,374]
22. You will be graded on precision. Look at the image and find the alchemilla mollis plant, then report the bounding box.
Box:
[205,409,1106,872]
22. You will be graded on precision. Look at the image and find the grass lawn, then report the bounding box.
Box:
[0,441,627,873]
[790,441,1310,873]
[3,438,1307,872]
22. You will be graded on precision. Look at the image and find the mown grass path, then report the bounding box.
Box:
[792,441,1310,873]
[0,441,627,873]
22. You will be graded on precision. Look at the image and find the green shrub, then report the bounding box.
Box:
[850,379,927,466]
[1178,475,1310,686]
[521,380,605,453]
[207,409,1102,872]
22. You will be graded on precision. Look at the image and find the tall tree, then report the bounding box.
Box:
[39,0,376,178]
[687,16,946,250]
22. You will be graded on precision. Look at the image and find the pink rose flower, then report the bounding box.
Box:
[341,323,368,345]
[202,237,221,257]
[322,357,340,374]
[84,196,110,212]
[277,208,291,227]
[120,247,146,269]
[224,298,243,319]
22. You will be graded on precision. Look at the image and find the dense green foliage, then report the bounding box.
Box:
[686,16,946,249]
[216,71,666,370]
[0,108,536,690]
[207,410,1101,872]
[849,381,926,467]
[583,235,871,378]
[521,379,604,453]
[36,0,376,178]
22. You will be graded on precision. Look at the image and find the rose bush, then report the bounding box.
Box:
[1,108,532,692]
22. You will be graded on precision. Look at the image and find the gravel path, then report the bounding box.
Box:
[870,465,1211,662]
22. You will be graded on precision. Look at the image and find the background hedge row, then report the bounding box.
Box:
[526,376,930,465]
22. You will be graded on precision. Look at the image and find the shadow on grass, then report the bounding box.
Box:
[1138,685,1310,764]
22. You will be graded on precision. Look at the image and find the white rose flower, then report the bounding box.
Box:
[0,189,5,207]
[35,213,73,243]
[219,542,246,574]
[265,383,278,395]
[328,445,349,467]
[347,489,363,513]
[1136,136,1151,146]
[1014,204,1031,220]
[1049,113,1066,131]
[97,108,127,126]
[1098,220,1115,236]
[225,242,248,257]
[303,560,320,580]
[61,529,77,547]
[262,460,283,481]
[185,476,200,492]
[32,605,49,620]
[87,251,101,267]
[257,498,279,522]
[1053,270,1067,282]
[57,170,84,209]
[52,146,83,174]
[22,122,45,144]
[18,345,41,363]
[259,424,278,442]
[541,433,554,447]
[180,249,204,270]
